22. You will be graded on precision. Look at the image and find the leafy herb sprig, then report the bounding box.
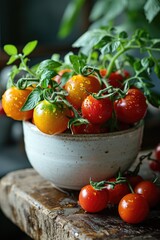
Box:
[71,27,160,106]
[3,26,160,117]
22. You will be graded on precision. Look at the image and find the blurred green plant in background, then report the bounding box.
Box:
[58,0,160,39]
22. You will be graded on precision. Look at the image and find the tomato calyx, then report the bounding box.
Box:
[90,179,108,190]
[90,173,133,192]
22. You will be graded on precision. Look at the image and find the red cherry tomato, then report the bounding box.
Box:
[0,100,6,115]
[100,69,124,88]
[149,160,160,172]
[81,95,113,124]
[155,143,160,160]
[71,122,108,134]
[118,193,149,224]
[134,180,159,208]
[100,69,130,89]
[105,178,130,205]
[126,175,143,188]
[78,184,109,213]
[114,88,148,124]
[149,144,160,172]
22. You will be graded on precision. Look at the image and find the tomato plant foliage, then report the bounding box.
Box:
[2,26,160,134]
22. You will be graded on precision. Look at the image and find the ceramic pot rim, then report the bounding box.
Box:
[23,120,144,139]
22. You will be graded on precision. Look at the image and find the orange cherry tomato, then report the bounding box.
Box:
[64,74,101,109]
[33,99,71,134]
[2,86,33,120]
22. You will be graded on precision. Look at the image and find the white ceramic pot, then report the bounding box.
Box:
[23,121,144,190]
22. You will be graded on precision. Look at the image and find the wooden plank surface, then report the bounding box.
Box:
[0,168,160,240]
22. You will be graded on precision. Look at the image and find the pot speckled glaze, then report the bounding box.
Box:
[23,121,143,190]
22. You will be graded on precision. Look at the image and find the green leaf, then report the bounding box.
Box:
[69,55,81,74]
[144,0,160,23]
[101,40,121,54]
[73,29,108,49]
[146,90,160,108]
[124,54,136,67]
[22,40,38,56]
[119,31,128,39]
[36,59,61,76]
[133,60,142,72]
[69,54,87,74]
[51,53,61,61]
[58,0,85,38]
[92,0,127,23]
[151,38,160,48]
[154,63,160,78]
[64,51,74,65]
[89,0,110,21]
[7,55,19,65]
[4,44,18,56]
[21,88,42,111]
[94,35,112,49]
[60,72,73,87]
[141,57,150,69]
[7,65,20,88]
[40,70,57,88]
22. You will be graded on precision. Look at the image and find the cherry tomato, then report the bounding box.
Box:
[100,69,124,88]
[105,178,130,205]
[118,193,149,224]
[100,69,130,88]
[126,175,143,188]
[81,95,113,124]
[123,70,130,79]
[155,143,160,160]
[64,74,101,109]
[149,144,160,172]
[33,100,71,134]
[2,86,33,120]
[0,100,6,115]
[53,69,71,84]
[114,88,148,124]
[79,184,109,213]
[149,160,160,172]
[134,180,159,208]
[71,122,108,134]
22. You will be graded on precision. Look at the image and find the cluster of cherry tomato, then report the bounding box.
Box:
[1,67,148,135]
[78,144,160,224]
[79,172,160,225]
